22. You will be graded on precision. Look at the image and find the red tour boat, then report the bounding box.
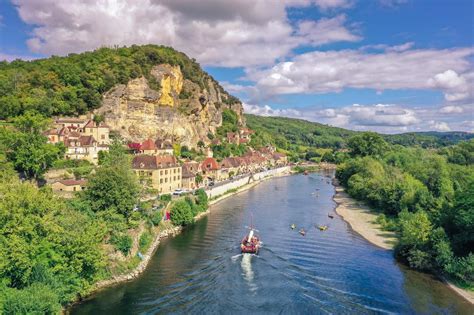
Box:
[241,218,260,254]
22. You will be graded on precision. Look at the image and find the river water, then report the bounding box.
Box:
[71,172,473,314]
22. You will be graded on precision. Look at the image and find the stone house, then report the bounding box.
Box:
[220,157,241,177]
[132,155,182,194]
[64,134,108,164]
[44,116,110,164]
[51,179,87,197]
[273,152,288,165]
[82,120,110,145]
[136,138,174,156]
[201,157,221,181]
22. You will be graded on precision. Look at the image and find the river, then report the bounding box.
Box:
[70,172,473,314]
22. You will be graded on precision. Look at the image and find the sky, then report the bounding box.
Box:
[0,0,473,133]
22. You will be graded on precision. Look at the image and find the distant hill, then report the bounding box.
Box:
[245,114,355,149]
[245,114,472,149]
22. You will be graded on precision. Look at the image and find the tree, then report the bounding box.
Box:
[348,132,388,158]
[170,200,194,226]
[195,173,203,186]
[0,113,64,180]
[11,111,51,133]
[83,164,140,218]
[396,210,433,270]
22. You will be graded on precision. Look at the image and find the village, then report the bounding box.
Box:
[44,115,288,197]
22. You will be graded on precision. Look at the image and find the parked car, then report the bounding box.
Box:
[208,181,215,187]
[172,189,185,196]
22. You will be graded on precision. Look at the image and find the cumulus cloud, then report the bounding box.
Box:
[248,47,474,100]
[439,105,464,114]
[429,121,451,132]
[284,0,353,10]
[12,0,358,67]
[243,103,301,117]
[297,14,361,46]
[243,102,473,132]
[428,70,471,101]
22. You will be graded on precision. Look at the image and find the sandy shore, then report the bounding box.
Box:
[333,183,474,304]
[333,185,396,250]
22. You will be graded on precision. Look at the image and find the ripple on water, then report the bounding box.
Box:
[70,173,474,315]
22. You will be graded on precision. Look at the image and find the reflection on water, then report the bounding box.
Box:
[70,173,474,314]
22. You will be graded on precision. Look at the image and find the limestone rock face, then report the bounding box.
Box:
[98,64,243,148]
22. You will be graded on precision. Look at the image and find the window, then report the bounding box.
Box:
[160,179,163,183]
[173,176,176,181]
[101,135,105,139]
[160,170,163,175]
[165,178,168,183]
[165,170,168,175]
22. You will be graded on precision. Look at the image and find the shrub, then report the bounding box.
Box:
[139,231,153,252]
[170,200,194,226]
[160,194,172,202]
[195,189,208,208]
[2,283,61,315]
[111,234,133,256]
[151,211,162,226]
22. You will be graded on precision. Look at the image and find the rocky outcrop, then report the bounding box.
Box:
[97,64,243,148]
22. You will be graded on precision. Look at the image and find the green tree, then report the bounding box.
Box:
[170,200,194,226]
[348,132,388,158]
[83,163,140,219]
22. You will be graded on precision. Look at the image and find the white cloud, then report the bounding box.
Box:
[248,47,474,100]
[284,0,353,10]
[428,70,471,101]
[297,14,361,46]
[439,105,464,114]
[243,102,473,133]
[338,104,419,127]
[243,103,301,117]
[429,121,451,132]
[12,0,358,67]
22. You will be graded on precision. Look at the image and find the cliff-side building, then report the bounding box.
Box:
[132,155,182,194]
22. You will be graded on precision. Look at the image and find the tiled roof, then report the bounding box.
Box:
[140,139,157,151]
[65,135,96,147]
[57,179,88,186]
[221,157,240,168]
[132,155,178,169]
[84,119,110,129]
[182,167,196,178]
[128,142,141,150]
[201,157,220,171]
[55,118,86,123]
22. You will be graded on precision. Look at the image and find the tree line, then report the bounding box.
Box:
[336,132,473,288]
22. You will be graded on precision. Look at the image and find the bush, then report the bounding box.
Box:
[2,283,61,315]
[195,189,208,208]
[160,194,172,202]
[139,231,152,252]
[151,211,162,226]
[111,234,133,256]
[170,200,194,226]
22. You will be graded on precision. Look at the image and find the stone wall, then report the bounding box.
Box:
[205,166,291,199]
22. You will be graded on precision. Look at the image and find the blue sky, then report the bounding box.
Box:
[1,0,473,133]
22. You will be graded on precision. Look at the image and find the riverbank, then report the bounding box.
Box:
[332,184,396,250]
[75,166,291,305]
[332,181,474,304]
